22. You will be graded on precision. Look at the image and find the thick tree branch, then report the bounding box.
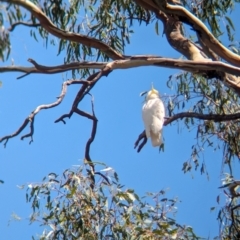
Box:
[165,112,240,125]
[135,111,240,152]
[196,33,219,61]
[147,0,240,67]
[2,56,240,78]
[133,1,207,61]
[2,56,240,92]
[2,0,124,60]
[135,0,218,64]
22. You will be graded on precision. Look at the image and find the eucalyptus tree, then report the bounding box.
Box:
[1,0,240,239]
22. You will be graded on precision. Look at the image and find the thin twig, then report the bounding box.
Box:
[8,21,41,31]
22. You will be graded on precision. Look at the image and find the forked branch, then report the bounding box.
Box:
[74,95,98,189]
[139,0,240,67]
[8,21,41,31]
[55,68,112,124]
[0,79,87,146]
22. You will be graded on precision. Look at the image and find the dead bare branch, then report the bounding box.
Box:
[0,79,86,146]
[28,58,106,75]
[0,118,30,147]
[83,95,97,164]
[55,66,112,124]
[73,93,98,189]
[53,71,111,189]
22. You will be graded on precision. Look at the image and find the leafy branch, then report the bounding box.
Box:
[3,0,124,60]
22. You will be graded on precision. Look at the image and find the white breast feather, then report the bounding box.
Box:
[142,98,165,146]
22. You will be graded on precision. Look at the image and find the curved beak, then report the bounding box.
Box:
[140,91,147,97]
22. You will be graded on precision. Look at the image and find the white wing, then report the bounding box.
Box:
[142,98,165,146]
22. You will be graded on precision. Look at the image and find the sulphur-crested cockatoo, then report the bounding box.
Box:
[142,85,165,147]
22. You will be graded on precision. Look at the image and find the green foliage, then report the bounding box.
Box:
[218,197,240,239]
[2,0,240,63]
[0,10,10,61]
[4,0,149,64]
[211,174,240,239]
[184,0,239,42]
[166,71,240,174]
[2,0,240,239]
[24,164,200,239]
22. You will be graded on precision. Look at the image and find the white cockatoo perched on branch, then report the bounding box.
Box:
[142,85,165,147]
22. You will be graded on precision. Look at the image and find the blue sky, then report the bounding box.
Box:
[1,4,240,239]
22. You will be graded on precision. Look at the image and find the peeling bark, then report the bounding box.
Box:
[148,0,240,67]
[2,57,240,78]
[134,0,240,94]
